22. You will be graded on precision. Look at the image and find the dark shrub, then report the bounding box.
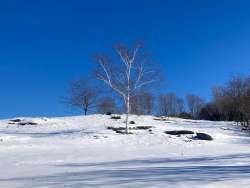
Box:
[129,121,135,124]
[106,112,112,115]
[198,103,221,121]
[178,112,193,119]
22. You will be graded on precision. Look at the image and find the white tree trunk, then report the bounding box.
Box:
[125,94,130,134]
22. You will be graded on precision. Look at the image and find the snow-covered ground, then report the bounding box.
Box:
[0,114,250,188]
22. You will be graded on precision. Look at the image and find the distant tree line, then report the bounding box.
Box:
[64,41,250,132]
[199,75,250,127]
[65,76,206,120]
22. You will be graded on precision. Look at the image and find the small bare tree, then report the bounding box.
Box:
[95,42,160,133]
[186,94,204,119]
[67,78,99,115]
[176,97,185,115]
[130,90,153,115]
[97,97,118,114]
[158,93,182,117]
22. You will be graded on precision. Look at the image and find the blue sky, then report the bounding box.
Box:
[1,0,250,118]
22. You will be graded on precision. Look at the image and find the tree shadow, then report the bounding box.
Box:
[0,129,92,138]
[1,153,250,187]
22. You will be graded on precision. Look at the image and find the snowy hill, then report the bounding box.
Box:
[0,114,250,188]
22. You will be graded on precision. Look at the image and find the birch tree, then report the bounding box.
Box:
[95,42,160,133]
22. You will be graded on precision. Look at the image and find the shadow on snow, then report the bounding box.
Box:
[1,153,250,187]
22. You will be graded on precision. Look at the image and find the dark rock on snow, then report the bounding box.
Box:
[18,122,38,126]
[9,119,22,123]
[111,116,121,120]
[136,126,152,130]
[107,126,126,131]
[194,133,213,141]
[165,130,194,135]
[8,119,38,126]
[107,126,153,132]
[114,130,133,134]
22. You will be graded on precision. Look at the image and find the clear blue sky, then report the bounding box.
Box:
[1,0,250,118]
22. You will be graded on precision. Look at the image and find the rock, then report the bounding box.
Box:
[136,126,153,130]
[18,122,38,126]
[153,117,167,121]
[129,121,135,124]
[111,116,121,120]
[107,126,153,132]
[115,130,126,134]
[107,126,125,131]
[9,119,38,126]
[106,112,112,115]
[242,128,250,131]
[153,118,161,121]
[165,130,194,135]
[194,133,213,141]
[9,119,22,123]
[115,130,133,134]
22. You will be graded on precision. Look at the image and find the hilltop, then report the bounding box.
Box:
[0,114,250,188]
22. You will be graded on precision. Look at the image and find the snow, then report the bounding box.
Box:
[0,114,250,188]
